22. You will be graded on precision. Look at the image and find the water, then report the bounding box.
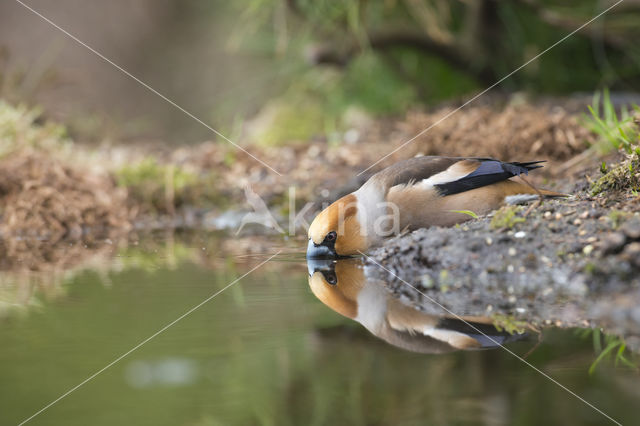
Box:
[0,234,637,425]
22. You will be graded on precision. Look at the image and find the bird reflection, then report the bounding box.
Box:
[307,258,526,354]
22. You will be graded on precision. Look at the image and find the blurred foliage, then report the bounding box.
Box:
[583,89,640,154]
[115,158,227,214]
[221,0,640,144]
[0,101,69,158]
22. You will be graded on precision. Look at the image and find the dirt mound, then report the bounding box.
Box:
[0,151,131,265]
[393,102,594,164]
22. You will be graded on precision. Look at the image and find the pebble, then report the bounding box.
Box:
[583,244,594,255]
[622,242,640,268]
[485,237,493,246]
[514,231,526,239]
[579,211,589,219]
[573,218,582,226]
[544,211,552,219]
[621,219,640,240]
[508,247,517,256]
[599,232,627,255]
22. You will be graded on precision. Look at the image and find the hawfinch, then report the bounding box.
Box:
[308,259,524,353]
[307,156,562,258]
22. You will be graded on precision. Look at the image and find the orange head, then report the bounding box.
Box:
[307,259,366,319]
[307,194,367,258]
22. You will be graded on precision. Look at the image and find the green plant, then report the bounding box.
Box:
[586,329,639,375]
[0,101,69,158]
[583,89,639,154]
[115,157,199,213]
[490,206,525,229]
[491,314,528,335]
[450,210,479,219]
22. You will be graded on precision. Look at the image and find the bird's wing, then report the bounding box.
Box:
[371,156,461,192]
[377,156,544,196]
[384,308,525,353]
[432,159,544,196]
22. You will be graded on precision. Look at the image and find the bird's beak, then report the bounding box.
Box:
[306,238,337,259]
[306,258,336,277]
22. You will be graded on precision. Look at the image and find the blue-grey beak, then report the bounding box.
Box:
[306,258,336,277]
[306,258,338,285]
[306,238,337,259]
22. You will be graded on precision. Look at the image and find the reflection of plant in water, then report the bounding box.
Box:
[491,314,528,335]
[575,328,639,374]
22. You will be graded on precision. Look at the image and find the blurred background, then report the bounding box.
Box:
[1,0,639,145]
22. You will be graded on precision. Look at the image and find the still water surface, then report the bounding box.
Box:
[0,234,637,425]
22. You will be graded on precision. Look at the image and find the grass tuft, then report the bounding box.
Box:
[490,206,525,230]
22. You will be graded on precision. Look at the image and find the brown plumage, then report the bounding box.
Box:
[307,156,564,258]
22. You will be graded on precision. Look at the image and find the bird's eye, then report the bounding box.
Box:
[323,271,337,285]
[325,231,337,242]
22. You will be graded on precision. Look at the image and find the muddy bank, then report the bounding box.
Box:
[0,96,602,242]
[365,190,640,350]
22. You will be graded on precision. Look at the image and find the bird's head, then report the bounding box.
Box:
[307,194,366,258]
[307,258,365,319]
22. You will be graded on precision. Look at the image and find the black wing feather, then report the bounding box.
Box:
[435,159,544,196]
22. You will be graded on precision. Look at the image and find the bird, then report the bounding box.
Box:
[307,258,526,354]
[307,156,564,258]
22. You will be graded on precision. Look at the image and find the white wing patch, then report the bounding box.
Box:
[387,161,477,194]
[418,161,477,188]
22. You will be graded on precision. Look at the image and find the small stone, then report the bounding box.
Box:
[583,244,594,255]
[420,275,434,288]
[586,236,597,243]
[544,211,552,219]
[555,213,563,220]
[485,237,493,246]
[579,211,589,219]
[507,264,515,273]
[621,219,640,240]
[508,247,517,256]
[573,218,582,226]
[578,230,587,236]
[599,232,627,255]
[514,231,526,239]
[621,242,640,268]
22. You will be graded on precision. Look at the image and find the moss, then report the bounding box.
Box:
[490,206,525,230]
[591,152,640,196]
